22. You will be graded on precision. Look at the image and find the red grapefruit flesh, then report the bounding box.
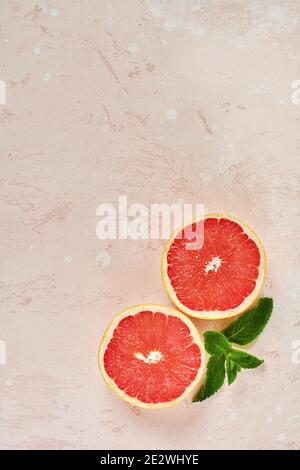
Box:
[98,305,206,408]
[162,214,266,319]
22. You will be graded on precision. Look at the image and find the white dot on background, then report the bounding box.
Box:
[6,379,14,386]
[277,433,285,442]
[275,406,283,415]
[50,8,59,16]
[127,42,138,53]
[32,47,40,55]
[43,72,51,81]
[64,255,72,264]
[266,416,273,423]
[96,251,111,268]
[265,278,272,288]
[230,412,238,422]
[217,422,223,427]
[163,17,177,32]
[165,108,177,121]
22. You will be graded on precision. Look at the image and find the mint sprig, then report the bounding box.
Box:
[204,331,231,356]
[193,297,273,403]
[222,298,273,345]
[228,349,264,369]
[193,355,225,402]
[226,358,239,385]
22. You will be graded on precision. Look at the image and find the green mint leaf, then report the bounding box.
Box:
[203,331,231,356]
[222,298,273,345]
[228,349,264,369]
[226,358,239,385]
[193,354,225,402]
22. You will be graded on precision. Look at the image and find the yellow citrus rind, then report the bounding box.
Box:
[98,304,206,409]
[161,214,266,320]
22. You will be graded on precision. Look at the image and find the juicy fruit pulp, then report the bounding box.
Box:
[99,306,205,408]
[162,215,265,319]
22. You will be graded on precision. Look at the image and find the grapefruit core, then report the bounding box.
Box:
[98,305,206,409]
[162,214,266,320]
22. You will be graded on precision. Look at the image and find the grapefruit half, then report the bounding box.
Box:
[98,305,206,408]
[162,214,266,320]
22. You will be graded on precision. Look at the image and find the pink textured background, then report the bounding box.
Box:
[1,0,300,450]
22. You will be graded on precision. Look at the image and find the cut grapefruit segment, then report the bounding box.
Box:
[162,215,266,320]
[98,305,206,408]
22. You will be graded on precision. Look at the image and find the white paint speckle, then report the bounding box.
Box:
[43,72,51,82]
[6,379,14,386]
[127,42,138,54]
[186,20,203,38]
[96,251,111,268]
[277,433,285,442]
[165,108,177,121]
[275,406,283,415]
[105,17,114,26]
[266,416,273,423]
[64,255,72,264]
[50,8,59,17]
[200,174,213,186]
[265,278,272,289]
[267,5,298,32]
[217,421,223,427]
[145,0,161,18]
[33,47,41,55]
[230,412,238,422]
[163,17,177,32]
